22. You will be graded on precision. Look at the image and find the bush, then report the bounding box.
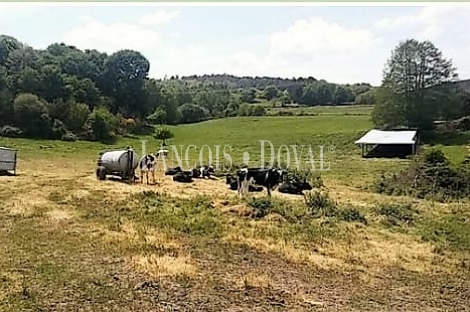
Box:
[13,93,52,137]
[303,190,336,217]
[304,190,367,224]
[375,203,416,226]
[178,103,209,124]
[66,102,90,132]
[85,106,119,143]
[0,125,22,137]
[289,168,323,188]
[374,149,470,202]
[51,119,67,139]
[247,197,273,219]
[61,132,78,142]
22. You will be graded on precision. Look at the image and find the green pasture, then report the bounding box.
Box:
[1,112,467,187]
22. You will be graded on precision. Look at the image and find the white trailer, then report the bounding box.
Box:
[96,147,139,182]
[0,146,17,175]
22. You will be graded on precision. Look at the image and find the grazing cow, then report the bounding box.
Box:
[278,178,313,195]
[236,167,285,197]
[139,154,156,184]
[165,166,183,176]
[226,174,263,192]
[173,171,193,183]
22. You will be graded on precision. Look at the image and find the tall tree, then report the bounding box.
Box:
[102,50,150,117]
[373,39,460,130]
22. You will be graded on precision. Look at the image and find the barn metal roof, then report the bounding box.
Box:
[354,129,417,145]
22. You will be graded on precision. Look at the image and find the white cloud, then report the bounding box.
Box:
[270,17,380,56]
[63,17,163,53]
[373,6,470,79]
[138,9,179,26]
[375,6,470,41]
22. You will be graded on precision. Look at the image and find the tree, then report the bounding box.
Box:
[240,88,257,103]
[66,102,91,132]
[102,50,150,116]
[333,85,355,105]
[354,90,376,105]
[146,108,167,125]
[153,126,174,146]
[373,39,460,130]
[263,85,279,101]
[13,93,52,137]
[85,106,119,142]
[178,103,209,124]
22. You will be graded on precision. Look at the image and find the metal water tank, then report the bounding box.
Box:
[100,149,139,172]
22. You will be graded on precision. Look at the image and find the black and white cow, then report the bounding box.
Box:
[139,154,156,184]
[226,174,263,192]
[192,165,215,179]
[236,167,285,197]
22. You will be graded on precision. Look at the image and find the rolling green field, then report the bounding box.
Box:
[1,111,469,311]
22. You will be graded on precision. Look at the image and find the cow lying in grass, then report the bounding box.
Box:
[166,165,215,183]
[173,171,193,183]
[235,167,285,197]
[138,154,156,185]
[278,177,313,195]
[225,174,263,192]
[192,165,215,179]
[165,166,183,176]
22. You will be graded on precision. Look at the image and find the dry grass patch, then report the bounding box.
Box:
[45,208,76,222]
[131,254,197,278]
[224,234,346,271]
[219,203,253,217]
[236,272,274,289]
[330,227,457,275]
[2,194,50,216]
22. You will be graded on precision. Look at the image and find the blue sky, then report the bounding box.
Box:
[0,4,469,85]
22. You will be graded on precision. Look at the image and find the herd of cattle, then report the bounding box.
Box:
[138,153,313,197]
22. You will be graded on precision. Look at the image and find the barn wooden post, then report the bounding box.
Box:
[361,144,365,158]
[14,150,17,175]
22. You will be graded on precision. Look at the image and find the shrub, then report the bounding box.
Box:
[0,125,22,137]
[374,149,470,202]
[51,119,67,139]
[303,190,336,217]
[375,203,416,226]
[85,106,119,143]
[247,197,273,219]
[61,132,78,142]
[66,102,91,133]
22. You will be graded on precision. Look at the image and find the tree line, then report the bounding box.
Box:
[0,35,378,142]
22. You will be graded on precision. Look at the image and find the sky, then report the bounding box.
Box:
[0,3,469,86]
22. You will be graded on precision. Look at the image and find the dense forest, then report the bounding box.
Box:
[0,35,377,142]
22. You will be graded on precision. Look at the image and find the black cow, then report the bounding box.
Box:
[278,178,313,195]
[236,167,285,197]
[165,166,183,176]
[173,171,193,183]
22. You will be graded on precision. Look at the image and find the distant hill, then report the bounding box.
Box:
[172,74,374,92]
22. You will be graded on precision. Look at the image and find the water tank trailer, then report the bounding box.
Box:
[96,147,139,182]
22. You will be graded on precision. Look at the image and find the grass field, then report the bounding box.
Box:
[1,111,469,311]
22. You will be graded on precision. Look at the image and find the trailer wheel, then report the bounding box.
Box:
[96,166,106,180]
